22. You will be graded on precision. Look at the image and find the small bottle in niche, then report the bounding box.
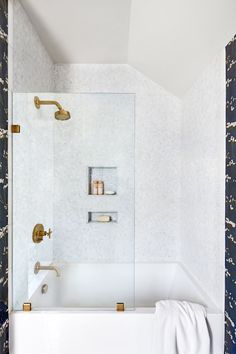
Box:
[97,181,104,195]
[91,180,98,195]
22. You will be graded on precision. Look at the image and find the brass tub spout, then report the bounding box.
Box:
[34,261,60,277]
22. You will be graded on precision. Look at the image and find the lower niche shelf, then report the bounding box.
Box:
[88,212,118,223]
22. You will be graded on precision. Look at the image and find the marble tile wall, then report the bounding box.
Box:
[181,51,225,311]
[54,64,182,263]
[13,0,54,92]
[53,59,226,312]
[53,93,135,263]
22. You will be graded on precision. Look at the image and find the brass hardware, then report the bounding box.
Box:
[34,96,41,109]
[116,303,125,311]
[32,224,52,243]
[23,303,31,311]
[34,261,60,277]
[34,96,62,111]
[34,96,71,121]
[11,124,21,133]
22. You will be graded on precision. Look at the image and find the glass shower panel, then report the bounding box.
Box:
[13,93,135,310]
[12,93,54,310]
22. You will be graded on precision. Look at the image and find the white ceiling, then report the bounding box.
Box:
[19,0,132,63]
[128,0,236,96]
[20,0,236,96]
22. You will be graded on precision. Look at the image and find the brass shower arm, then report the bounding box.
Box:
[34,96,71,121]
[34,96,62,111]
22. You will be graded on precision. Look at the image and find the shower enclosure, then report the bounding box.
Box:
[11,92,224,354]
[12,92,135,310]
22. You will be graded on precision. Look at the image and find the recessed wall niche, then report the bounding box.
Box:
[88,167,117,196]
[88,212,118,223]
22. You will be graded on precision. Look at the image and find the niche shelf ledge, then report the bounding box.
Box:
[88,167,117,196]
[88,212,118,224]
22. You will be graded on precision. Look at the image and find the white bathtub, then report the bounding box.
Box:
[10,263,224,354]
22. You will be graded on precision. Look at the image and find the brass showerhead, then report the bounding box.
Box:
[34,96,71,121]
[55,109,70,121]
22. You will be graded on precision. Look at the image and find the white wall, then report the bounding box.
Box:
[54,64,182,262]
[13,0,54,92]
[181,51,225,310]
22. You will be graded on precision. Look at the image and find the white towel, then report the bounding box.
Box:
[152,300,210,354]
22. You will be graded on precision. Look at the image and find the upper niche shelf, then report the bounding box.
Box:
[88,167,117,196]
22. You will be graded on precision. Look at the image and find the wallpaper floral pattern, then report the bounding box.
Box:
[226,35,236,354]
[0,0,8,352]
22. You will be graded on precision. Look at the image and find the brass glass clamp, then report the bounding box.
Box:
[32,224,52,243]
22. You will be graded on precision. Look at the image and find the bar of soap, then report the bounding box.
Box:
[96,215,111,222]
[104,191,116,195]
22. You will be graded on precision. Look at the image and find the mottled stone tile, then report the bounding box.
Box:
[0,0,8,353]
[225,35,236,354]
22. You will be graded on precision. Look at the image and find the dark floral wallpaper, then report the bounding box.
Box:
[226,35,236,354]
[0,0,8,353]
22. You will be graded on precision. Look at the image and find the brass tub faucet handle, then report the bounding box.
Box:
[32,224,53,243]
[45,228,52,239]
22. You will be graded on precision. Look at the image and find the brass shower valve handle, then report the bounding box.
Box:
[32,224,53,243]
[45,228,52,239]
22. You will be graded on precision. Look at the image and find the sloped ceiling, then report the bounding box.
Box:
[19,0,236,96]
[19,0,132,63]
[128,0,236,95]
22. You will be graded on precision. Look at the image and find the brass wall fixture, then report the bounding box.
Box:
[116,303,125,311]
[34,261,60,277]
[34,96,71,121]
[23,303,32,312]
[11,124,21,133]
[32,224,52,243]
